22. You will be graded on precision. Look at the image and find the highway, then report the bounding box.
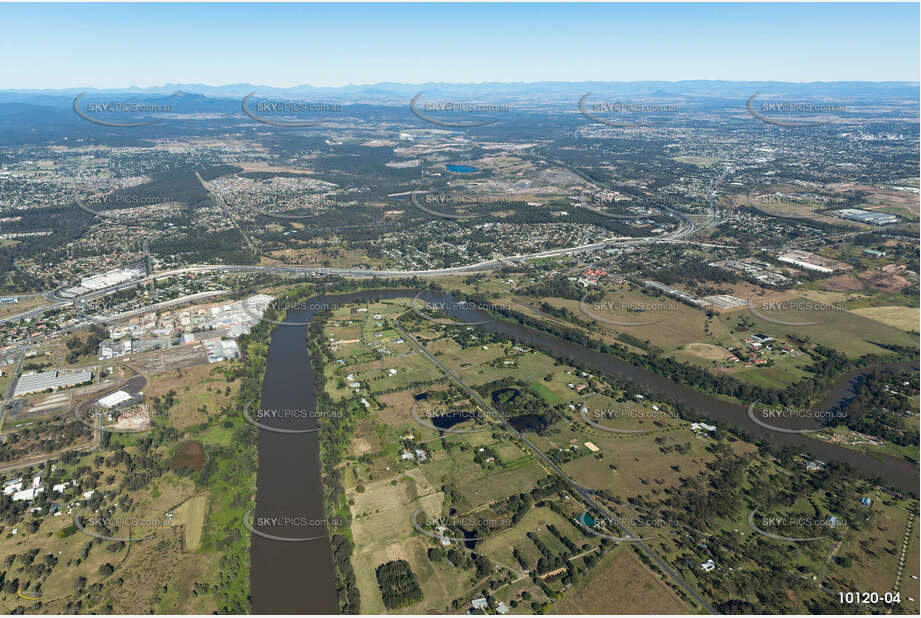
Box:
[392,320,717,614]
[5,229,734,328]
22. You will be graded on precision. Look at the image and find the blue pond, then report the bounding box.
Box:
[445,164,479,173]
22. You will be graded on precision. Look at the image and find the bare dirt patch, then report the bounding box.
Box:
[685,342,729,361]
[819,274,866,292]
[169,441,206,471]
[857,265,913,292]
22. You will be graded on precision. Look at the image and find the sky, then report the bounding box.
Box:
[0,2,918,89]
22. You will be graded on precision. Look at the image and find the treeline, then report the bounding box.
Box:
[331,534,360,613]
[204,317,268,613]
[0,419,92,463]
[427,546,491,579]
[639,261,739,287]
[304,308,362,613]
[520,275,585,301]
[837,367,919,448]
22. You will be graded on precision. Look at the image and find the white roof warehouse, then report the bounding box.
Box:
[97,390,132,408]
[14,369,93,397]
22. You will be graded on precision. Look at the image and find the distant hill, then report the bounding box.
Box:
[0,80,917,107]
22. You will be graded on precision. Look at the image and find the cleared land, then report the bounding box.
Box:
[555,548,692,614]
[850,306,919,332]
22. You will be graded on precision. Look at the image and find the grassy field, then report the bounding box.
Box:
[319,291,918,616]
[0,364,13,398]
[831,498,914,598]
[346,471,473,614]
[478,505,594,570]
[716,298,916,357]
[0,466,201,612]
[555,547,693,614]
[507,280,916,362]
[172,494,208,551]
[850,306,919,332]
[141,363,240,429]
[0,296,46,320]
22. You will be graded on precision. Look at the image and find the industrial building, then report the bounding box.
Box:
[14,369,93,397]
[97,390,133,408]
[643,280,711,308]
[777,250,846,274]
[80,266,145,291]
[835,208,898,226]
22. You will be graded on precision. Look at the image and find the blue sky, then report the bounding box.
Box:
[1,2,918,88]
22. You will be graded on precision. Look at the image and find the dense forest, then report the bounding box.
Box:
[374,560,423,610]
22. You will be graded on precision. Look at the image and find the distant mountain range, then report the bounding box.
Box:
[0,80,917,108]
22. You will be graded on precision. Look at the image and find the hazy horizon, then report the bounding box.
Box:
[1,3,918,89]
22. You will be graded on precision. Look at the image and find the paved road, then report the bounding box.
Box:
[8,231,733,328]
[393,321,717,614]
[0,338,29,434]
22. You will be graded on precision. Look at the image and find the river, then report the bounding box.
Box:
[250,288,917,610]
[249,305,336,614]
[250,290,416,613]
[421,290,918,494]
